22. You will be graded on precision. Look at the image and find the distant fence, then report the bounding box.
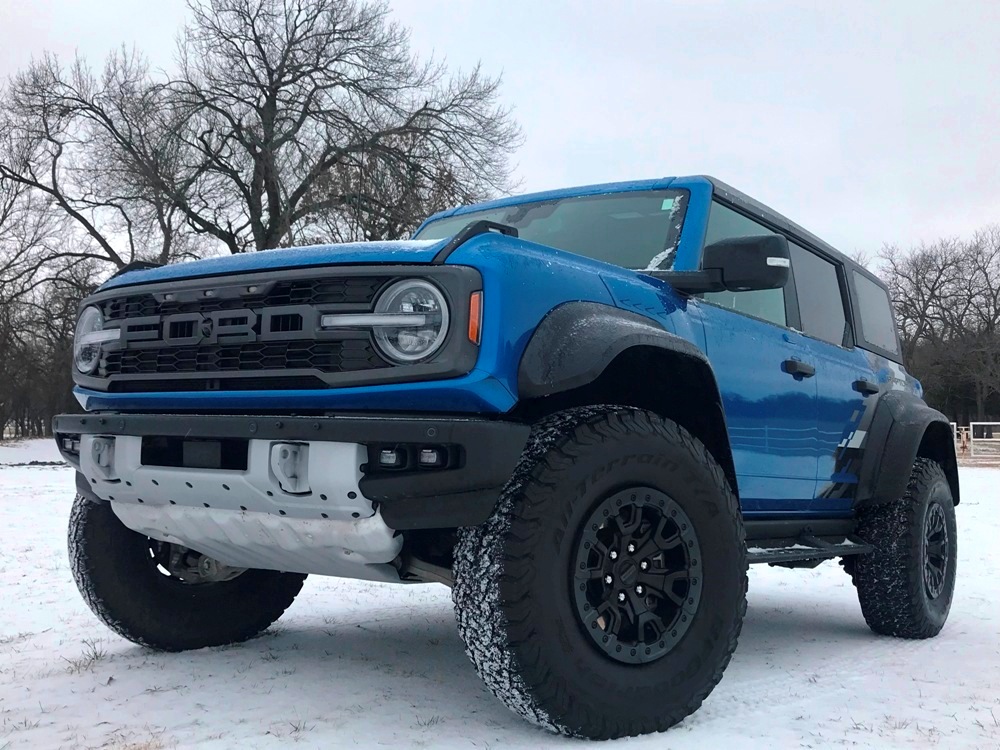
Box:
[968,422,1000,459]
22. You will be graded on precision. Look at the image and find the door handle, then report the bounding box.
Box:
[782,359,815,378]
[853,378,880,396]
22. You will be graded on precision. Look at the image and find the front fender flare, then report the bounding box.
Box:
[517,301,710,398]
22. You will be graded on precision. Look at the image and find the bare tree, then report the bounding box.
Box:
[1,0,520,272]
[880,239,965,365]
[879,225,1000,422]
[0,53,195,272]
[157,0,520,252]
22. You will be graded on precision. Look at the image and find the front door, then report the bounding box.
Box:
[698,303,819,507]
[693,201,820,509]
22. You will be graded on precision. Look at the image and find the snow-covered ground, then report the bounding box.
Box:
[1,440,998,750]
[0,439,65,466]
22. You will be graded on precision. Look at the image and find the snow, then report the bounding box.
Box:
[1,440,998,749]
[0,438,64,466]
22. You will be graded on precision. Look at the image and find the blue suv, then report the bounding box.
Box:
[55,175,960,739]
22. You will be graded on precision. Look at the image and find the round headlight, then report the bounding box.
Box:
[74,306,105,374]
[372,280,450,363]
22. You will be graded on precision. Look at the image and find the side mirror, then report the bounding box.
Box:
[648,234,790,294]
[703,234,790,291]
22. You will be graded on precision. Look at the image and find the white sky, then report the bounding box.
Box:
[2,0,998,255]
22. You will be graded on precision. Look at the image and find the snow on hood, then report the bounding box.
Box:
[99,239,448,290]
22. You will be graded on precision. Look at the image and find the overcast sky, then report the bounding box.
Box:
[2,0,998,255]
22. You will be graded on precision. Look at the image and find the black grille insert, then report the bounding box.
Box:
[102,339,388,376]
[102,276,388,321]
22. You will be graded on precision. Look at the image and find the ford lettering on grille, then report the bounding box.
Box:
[118,305,320,348]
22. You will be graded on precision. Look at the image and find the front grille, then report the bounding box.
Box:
[101,339,387,376]
[92,270,395,392]
[101,276,387,321]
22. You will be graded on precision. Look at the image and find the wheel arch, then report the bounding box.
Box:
[857,391,959,507]
[916,421,960,505]
[515,302,738,497]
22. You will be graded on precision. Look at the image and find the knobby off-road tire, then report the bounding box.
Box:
[452,407,747,739]
[853,458,957,639]
[69,495,306,651]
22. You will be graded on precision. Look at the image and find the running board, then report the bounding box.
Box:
[747,534,873,566]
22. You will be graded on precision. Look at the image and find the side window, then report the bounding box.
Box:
[852,271,900,355]
[701,202,787,327]
[788,243,848,346]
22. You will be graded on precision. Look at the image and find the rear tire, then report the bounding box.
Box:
[853,458,957,638]
[69,495,306,651]
[452,407,747,739]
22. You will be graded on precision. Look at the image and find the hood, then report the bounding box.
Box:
[100,239,448,291]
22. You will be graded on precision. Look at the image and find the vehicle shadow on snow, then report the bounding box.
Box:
[177,592,534,737]
[112,582,878,739]
[740,594,874,644]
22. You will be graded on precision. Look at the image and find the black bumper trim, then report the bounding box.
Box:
[53,412,529,530]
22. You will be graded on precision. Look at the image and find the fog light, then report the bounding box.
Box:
[379,449,402,467]
[418,448,444,467]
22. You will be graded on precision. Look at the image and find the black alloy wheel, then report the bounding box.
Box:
[572,487,702,664]
[922,501,949,600]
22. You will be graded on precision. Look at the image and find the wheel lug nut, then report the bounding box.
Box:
[635,585,644,595]
[609,550,618,560]
[640,560,649,571]
[627,543,636,554]
[604,574,613,584]
[617,592,626,603]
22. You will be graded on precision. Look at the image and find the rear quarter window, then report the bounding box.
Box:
[852,271,900,355]
[788,242,848,346]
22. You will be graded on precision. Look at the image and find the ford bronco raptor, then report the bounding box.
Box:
[55,176,959,739]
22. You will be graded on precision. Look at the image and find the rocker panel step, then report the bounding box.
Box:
[747,535,873,565]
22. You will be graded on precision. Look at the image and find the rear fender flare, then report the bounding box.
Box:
[856,390,959,507]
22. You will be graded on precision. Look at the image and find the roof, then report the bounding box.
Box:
[702,176,855,270]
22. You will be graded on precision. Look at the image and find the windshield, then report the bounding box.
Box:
[414,189,688,270]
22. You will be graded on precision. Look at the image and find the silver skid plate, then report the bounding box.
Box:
[113,502,403,582]
[80,435,404,581]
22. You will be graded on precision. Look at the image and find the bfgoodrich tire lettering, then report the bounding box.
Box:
[68,495,306,651]
[452,407,747,739]
[854,458,957,639]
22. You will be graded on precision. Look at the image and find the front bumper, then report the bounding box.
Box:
[53,412,530,530]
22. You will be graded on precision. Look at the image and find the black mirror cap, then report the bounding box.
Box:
[702,234,790,292]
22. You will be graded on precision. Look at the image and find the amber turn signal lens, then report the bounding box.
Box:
[468,291,483,345]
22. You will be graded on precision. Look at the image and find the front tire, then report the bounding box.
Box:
[453,407,747,739]
[853,458,957,638]
[68,495,306,651]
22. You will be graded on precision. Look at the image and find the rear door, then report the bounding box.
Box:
[784,243,870,512]
[811,268,906,508]
[694,202,819,509]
